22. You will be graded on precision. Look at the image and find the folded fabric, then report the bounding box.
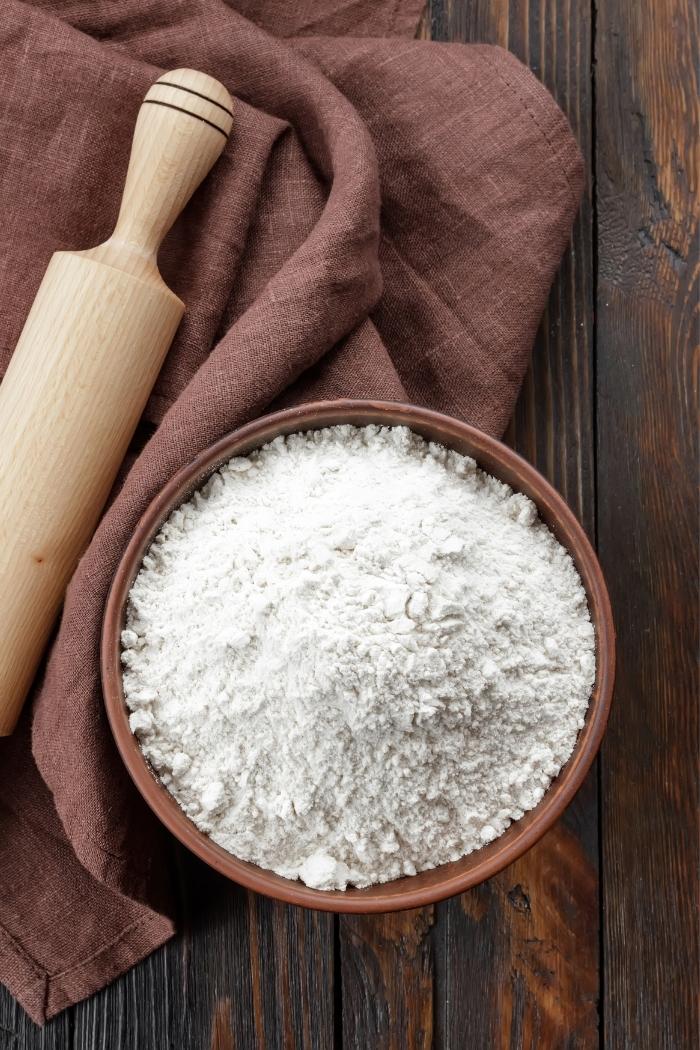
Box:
[0,0,583,1023]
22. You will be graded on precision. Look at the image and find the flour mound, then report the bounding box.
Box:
[122,425,595,890]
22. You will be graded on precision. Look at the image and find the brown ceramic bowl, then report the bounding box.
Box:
[102,400,615,912]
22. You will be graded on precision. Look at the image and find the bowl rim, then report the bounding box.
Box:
[101,399,615,912]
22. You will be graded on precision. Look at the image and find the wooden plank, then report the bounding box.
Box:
[244,893,335,1050]
[340,909,434,1050]
[595,0,699,1046]
[429,1,600,1047]
[68,851,335,1050]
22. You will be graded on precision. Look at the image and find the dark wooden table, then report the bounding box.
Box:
[1,0,697,1046]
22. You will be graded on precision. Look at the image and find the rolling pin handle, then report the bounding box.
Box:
[111,69,234,258]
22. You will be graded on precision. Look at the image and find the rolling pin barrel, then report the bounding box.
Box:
[0,69,233,735]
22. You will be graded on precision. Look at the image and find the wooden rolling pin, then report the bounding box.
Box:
[0,69,233,735]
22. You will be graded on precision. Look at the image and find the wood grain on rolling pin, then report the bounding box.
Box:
[0,69,233,734]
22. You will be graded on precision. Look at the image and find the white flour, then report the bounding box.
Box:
[122,425,595,890]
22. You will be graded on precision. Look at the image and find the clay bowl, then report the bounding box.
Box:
[102,399,615,912]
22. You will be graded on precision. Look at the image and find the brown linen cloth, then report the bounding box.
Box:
[0,0,583,1024]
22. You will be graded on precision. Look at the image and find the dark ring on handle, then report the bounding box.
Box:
[156,80,234,118]
[142,99,229,138]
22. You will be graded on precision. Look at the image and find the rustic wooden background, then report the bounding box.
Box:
[1,0,697,1046]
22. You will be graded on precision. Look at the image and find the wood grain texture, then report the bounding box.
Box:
[434,821,598,1048]
[0,253,183,734]
[595,0,699,1046]
[340,910,434,1050]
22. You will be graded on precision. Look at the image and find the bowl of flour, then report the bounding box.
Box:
[102,400,614,911]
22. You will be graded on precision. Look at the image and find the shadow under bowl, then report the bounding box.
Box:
[101,399,615,913]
